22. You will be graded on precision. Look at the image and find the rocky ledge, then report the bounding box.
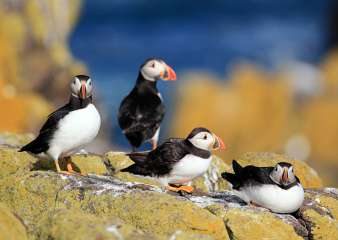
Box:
[0,133,337,240]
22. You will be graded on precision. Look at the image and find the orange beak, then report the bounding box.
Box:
[80,80,86,99]
[162,64,176,81]
[212,134,226,150]
[282,168,289,183]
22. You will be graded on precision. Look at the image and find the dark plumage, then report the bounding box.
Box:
[118,74,165,149]
[19,95,92,154]
[222,160,300,190]
[118,58,176,150]
[121,138,210,176]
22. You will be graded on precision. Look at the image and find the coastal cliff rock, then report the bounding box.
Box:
[0,133,337,239]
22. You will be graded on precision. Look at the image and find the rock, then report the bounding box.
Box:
[0,203,28,240]
[105,151,134,171]
[192,155,232,192]
[0,139,336,240]
[209,207,303,240]
[36,209,154,240]
[0,170,229,239]
[0,145,37,179]
[299,188,338,239]
[68,154,107,175]
[236,152,322,188]
[107,191,229,240]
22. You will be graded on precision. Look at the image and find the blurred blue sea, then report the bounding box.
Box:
[70,0,334,148]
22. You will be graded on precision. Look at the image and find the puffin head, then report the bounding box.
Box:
[70,75,93,100]
[186,127,226,151]
[269,162,297,186]
[140,58,176,82]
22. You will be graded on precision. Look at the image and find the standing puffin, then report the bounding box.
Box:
[222,160,304,213]
[118,58,176,151]
[121,127,226,193]
[19,75,101,174]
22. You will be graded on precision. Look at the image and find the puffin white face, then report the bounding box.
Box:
[187,128,226,151]
[270,162,297,186]
[70,75,93,99]
[140,58,176,82]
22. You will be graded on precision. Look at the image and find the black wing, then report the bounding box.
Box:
[118,89,165,142]
[19,104,71,154]
[222,160,274,189]
[121,138,188,176]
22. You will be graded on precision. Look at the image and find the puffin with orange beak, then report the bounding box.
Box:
[121,127,226,193]
[19,75,101,175]
[118,58,176,151]
[222,161,304,213]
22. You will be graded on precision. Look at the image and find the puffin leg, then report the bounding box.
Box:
[65,157,86,176]
[54,158,72,175]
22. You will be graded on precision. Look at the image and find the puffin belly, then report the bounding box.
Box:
[167,155,212,184]
[244,184,304,213]
[48,104,101,157]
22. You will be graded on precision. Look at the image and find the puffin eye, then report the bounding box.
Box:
[151,62,155,68]
[203,135,207,140]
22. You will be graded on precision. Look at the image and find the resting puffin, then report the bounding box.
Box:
[121,127,226,193]
[118,58,176,151]
[222,160,304,213]
[19,75,101,174]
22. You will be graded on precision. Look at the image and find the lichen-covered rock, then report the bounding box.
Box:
[235,152,322,188]
[105,151,134,171]
[68,154,107,175]
[0,170,229,239]
[208,206,303,240]
[0,145,37,179]
[36,209,154,240]
[0,139,336,240]
[0,203,28,240]
[106,191,229,240]
[299,188,338,239]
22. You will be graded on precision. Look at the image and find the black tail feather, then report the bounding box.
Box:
[221,172,240,189]
[120,164,150,176]
[232,159,243,175]
[19,138,47,154]
[126,151,150,164]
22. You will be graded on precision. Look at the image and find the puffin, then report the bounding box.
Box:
[121,127,226,193]
[221,160,304,213]
[118,58,176,151]
[19,75,101,175]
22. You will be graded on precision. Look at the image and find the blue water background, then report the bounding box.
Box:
[70,0,335,148]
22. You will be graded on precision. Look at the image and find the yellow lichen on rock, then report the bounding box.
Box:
[236,152,322,188]
[220,208,302,240]
[0,203,28,240]
[0,146,37,179]
[302,209,338,240]
[36,209,154,240]
[108,191,229,240]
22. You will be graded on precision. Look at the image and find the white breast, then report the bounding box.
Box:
[234,183,304,213]
[163,155,212,185]
[47,104,101,159]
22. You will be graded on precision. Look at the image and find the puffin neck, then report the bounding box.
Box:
[184,139,211,159]
[69,95,92,109]
[136,72,158,92]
